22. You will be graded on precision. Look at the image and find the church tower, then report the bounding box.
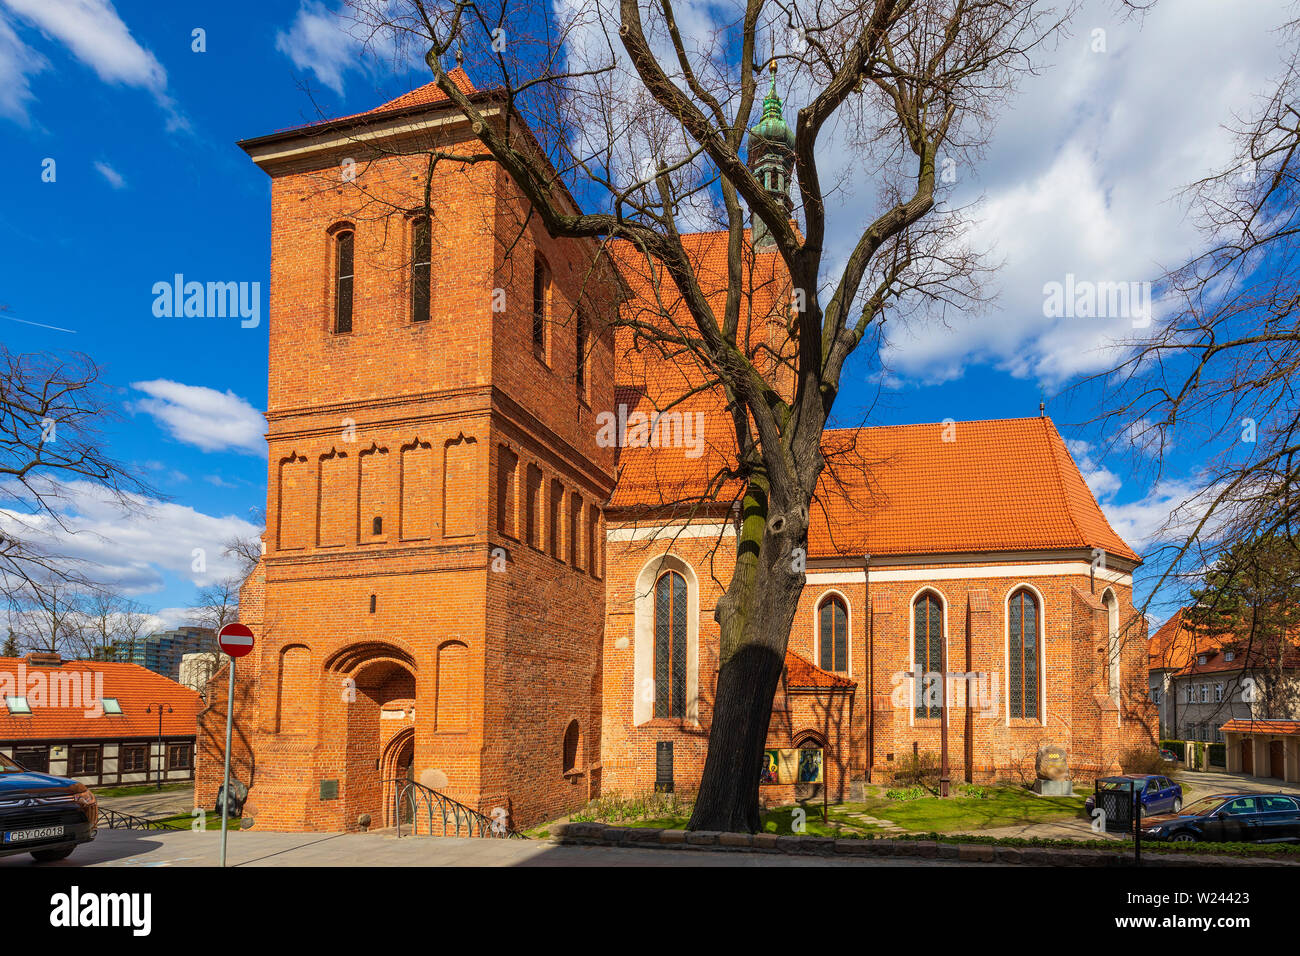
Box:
[747,60,795,249]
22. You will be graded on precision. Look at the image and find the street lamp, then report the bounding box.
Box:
[145,702,173,791]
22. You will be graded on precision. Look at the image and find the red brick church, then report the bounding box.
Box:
[196,71,1156,831]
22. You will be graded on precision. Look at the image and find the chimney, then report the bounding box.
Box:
[25,651,62,667]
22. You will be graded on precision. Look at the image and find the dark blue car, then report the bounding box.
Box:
[0,750,97,863]
[1142,793,1300,843]
[1084,773,1183,818]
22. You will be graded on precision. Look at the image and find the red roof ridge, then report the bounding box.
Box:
[784,649,856,688]
[1039,417,1091,556]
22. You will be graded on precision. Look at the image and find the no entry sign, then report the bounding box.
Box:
[217,622,255,658]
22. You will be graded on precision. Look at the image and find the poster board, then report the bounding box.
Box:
[760,747,823,785]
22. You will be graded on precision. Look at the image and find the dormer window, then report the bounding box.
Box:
[4,696,30,715]
[1224,650,1234,662]
[1197,654,1207,665]
[101,698,122,715]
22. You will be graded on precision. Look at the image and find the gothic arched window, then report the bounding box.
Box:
[817,595,847,672]
[334,228,354,333]
[913,592,943,718]
[654,570,687,718]
[1008,588,1041,720]
[410,216,431,323]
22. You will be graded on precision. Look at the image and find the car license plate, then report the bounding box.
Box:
[4,826,65,843]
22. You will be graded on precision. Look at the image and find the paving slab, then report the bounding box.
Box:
[0,828,1000,867]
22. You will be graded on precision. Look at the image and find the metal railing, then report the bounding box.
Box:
[381,778,525,839]
[98,808,188,831]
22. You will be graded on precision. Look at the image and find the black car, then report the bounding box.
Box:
[1140,792,1300,844]
[0,750,97,862]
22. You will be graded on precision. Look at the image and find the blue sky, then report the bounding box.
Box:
[1,0,1293,628]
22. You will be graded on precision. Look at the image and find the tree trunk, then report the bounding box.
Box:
[687,476,809,832]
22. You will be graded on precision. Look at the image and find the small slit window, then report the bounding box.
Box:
[335,229,354,333]
[532,252,549,353]
[411,216,431,322]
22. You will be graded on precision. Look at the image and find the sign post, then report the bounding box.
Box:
[216,622,254,868]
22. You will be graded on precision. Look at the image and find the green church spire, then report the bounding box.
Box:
[747,58,795,249]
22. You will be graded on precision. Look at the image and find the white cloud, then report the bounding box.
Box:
[275,0,364,96]
[870,0,1297,387]
[3,0,164,89]
[0,479,262,595]
[130,380,265,456]
[1,0,184,126]
[0,10,45,122]
[93,160,125,189]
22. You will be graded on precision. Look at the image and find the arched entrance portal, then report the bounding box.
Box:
[325,642,417,830]
[381,727,416,826]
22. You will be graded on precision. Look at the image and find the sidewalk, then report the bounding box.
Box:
[0,829,975,867]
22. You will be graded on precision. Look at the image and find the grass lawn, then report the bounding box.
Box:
[532,785,1090,839]
[860,788,1086,833]
[144,811,240,831]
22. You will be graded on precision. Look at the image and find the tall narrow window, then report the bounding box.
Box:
[411,216,431,322]
[1008,588,1040,720]
[654,570,687,718]
[335,229,354,333]
[817,595,847,672]
[913,592,943,718]
[532,252,549,352]
[575,309,587,397]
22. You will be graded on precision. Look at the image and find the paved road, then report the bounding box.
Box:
[1173,770,1300,799]
[0,828,995,867]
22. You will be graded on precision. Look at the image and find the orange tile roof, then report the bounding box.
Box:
[0,658,202,741]
[1220,718,1300,737]
[262,68,479,137]
[784,650,856,689]
[604,230,1138,563]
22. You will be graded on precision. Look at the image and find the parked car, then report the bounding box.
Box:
[0,750,98,862]
[1084,774,1183,818]
[1158,748,1178,763]
[1141,792,1300,843]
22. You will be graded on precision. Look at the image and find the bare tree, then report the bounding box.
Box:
[1084,13,1300,622]
[4,573,84,658]
[333,0,1065,830]
[0,344,153,599]
[69,588,153,662]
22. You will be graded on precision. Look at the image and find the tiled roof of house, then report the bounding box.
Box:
[0,656,203,741]
[1219,718,1300,737]
[784,650,856,689]
[1150,608,1300,674]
